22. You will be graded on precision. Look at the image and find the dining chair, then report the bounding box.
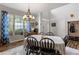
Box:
[39,32,46,35]
[63,35,69,46]
[40,38,61,55]
[26,36,40,55]
[24,32,31,38]
[46,32,54,36]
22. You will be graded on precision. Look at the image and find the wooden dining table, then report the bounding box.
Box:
[24,35,65,55]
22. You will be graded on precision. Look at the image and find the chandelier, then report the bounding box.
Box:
[23,8,35,20]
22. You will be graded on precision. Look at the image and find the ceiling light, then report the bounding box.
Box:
[23,8,35,20]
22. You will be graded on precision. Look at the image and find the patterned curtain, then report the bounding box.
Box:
[26,17,31,33]
[1,11,9,44]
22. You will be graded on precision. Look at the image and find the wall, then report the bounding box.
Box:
[51,3,79,38]
[37,11,57,34]
[49,19,57,35]
[37,12,50,33]
[0,4,26,43]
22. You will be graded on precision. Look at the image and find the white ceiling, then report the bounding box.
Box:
[1,3,68,18]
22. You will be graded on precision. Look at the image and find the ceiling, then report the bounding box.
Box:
[1,3,68,18]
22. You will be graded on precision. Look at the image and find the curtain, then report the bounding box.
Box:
[1,11,9,44]
[26,17,31,33]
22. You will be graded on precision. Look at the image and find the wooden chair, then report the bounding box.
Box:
[46,32,54,36]
[63,35,69,46]
[40,38,61,55]
[24,32,31,38]
[26,36,40,55]
[40,32,45,35]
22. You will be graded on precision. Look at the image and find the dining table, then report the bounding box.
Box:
[24,35,65,55]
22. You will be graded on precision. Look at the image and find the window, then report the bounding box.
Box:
[8,14,37,36]
[14,15,23,35]
[8,14,14,36]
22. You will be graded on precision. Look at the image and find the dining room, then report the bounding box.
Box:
[0,3,79,55]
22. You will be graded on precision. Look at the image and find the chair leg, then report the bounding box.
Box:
[26,50,29,55]
[26,51,28,55]
[26,48,30,55]
[36,52,40,55]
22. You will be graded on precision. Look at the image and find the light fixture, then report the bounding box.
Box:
[23,8,35,20]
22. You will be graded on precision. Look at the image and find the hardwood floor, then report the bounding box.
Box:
[0,40,24,52]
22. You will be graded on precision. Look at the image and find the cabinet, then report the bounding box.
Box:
[68,21,79,37]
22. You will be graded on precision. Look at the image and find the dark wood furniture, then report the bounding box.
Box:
[68,21,79,37]
[63,35,70,46]
[26,36,40,55]
[67,21,79,41]
[46,32,54,36]
[65,21,79,49]
[40,38,61,55]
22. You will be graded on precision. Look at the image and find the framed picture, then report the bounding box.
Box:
[51,23,56,27]
[68,21,79,37]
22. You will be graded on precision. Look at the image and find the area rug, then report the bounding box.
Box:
[66,40,79,50]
